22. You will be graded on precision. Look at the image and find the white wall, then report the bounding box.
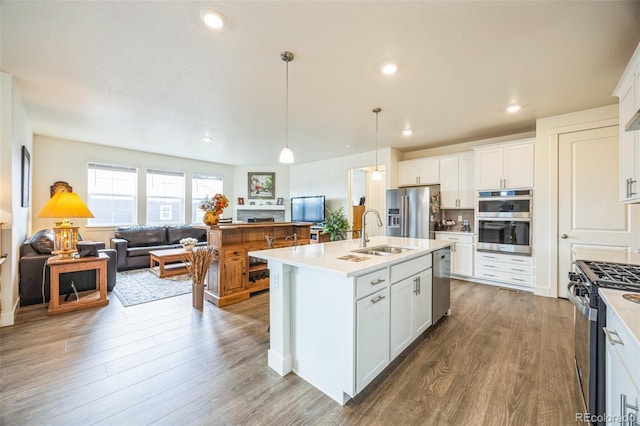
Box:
[32,136,235,245]
[290,148,390,235]
[0,72,33,326]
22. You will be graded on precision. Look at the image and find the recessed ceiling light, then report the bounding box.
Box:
[506,104,521,113]
[202,136,213,143]
[200,10,225,30]
[402,129,413,136]
[381,62,398,75]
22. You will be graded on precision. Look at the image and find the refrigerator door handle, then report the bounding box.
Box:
[401,195,409,237]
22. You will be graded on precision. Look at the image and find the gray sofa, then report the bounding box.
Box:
[19,229,117,306]
[110,225,207,271]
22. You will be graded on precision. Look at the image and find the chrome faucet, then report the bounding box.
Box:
[361,208,383,247]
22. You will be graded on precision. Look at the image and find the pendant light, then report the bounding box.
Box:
[371,107,382,181]
[279,51,295,163]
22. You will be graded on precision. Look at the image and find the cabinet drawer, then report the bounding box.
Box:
[356,268,389,299]
[223,248,246,258]
[390,255,432,283]
[476,252,534,266]
[606,307,640,385]
[475,268,534,287]
[435,233,475,244]
[475,259,534,275]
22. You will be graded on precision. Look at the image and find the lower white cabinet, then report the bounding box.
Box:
[605,300,640,423]
[474,251,535,287]
[435,232,475,277]
[356,287,390,393]
[390,268,432,359]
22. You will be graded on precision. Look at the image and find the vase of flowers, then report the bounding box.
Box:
[198,193,229,226]
[183,246,217,309]
[180,237,198,251]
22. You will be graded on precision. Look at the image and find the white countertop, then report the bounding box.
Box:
[599,288,640,347]
[249,236,452,277]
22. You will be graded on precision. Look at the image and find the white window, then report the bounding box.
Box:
[87,163,138,226]
[146,169,185,225]
[192,174,224,223]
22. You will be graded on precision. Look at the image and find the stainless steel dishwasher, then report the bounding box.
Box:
[432,247,451,323]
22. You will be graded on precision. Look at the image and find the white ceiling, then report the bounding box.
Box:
[2,1,640,166]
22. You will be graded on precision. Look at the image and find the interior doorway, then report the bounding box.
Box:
[349,166,386,238]
[557,125,640,297]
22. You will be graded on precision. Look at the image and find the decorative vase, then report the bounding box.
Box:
[192,282,205,309]
[203,211,220,226]
[183,243,195,251]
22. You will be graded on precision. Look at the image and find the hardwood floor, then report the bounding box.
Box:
[0,280,581,425]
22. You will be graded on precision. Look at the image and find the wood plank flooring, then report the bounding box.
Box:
[0,280,581,425]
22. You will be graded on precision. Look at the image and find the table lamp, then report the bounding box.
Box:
[36,191,95,259]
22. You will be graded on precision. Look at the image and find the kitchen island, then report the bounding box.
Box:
[249,236,452,404]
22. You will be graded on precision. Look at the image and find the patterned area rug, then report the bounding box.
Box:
[114,269,192,307]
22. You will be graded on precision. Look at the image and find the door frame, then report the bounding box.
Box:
[535,106,618,298]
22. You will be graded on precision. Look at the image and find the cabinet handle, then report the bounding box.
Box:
[371,294,386,304]
[510,277,525,282]
[417,276,421,295]
[511,268,526,272]
[484,273,496,277]
[603,327,624,346]
[621,393,639,424]
[631,179,637,197]
[626,178,631,198]
[413,277,419,295]
[483,264,496,268]
[511,258,525,262]
[370,278,386,285]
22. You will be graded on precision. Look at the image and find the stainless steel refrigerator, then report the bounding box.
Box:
[386,186,441,239]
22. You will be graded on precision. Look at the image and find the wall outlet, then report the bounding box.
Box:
[458,215,463,222]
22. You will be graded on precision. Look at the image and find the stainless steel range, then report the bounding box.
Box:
[568,260,640,425]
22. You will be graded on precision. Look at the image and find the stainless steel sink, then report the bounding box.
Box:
[351,245,416,256]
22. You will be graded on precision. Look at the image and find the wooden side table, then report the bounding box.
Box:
[47,253,109,315]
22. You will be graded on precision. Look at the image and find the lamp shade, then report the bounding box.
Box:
[36,192,94,219]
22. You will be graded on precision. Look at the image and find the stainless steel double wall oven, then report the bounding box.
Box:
[477,189,532,255]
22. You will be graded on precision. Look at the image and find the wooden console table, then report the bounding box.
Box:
[47,253,109,315]
[204,222,311,307]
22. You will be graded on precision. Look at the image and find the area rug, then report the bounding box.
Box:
[114,269,192,307]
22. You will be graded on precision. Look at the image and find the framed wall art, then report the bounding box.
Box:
[21,146,30,207]
[248,172,275,199]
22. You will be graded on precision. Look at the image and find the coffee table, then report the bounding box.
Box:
[149,248,193,278]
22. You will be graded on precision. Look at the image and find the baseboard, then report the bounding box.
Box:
[459,275,534,293]
[0,296,20,327]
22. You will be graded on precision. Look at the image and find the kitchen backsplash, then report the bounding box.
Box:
[441,209,475,231]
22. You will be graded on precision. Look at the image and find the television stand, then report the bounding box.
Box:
[310,227,330,243]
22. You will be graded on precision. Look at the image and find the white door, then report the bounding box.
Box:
[389,277,413,359]
[439,156,459,209]
[412,270,432,336]
[558,126,640,297]
[458,154,475,208]
[356,287,389,393]
[503,143,534,189]
[476,148,503,190]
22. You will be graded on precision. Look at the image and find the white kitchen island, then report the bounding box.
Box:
[249,236,452,405]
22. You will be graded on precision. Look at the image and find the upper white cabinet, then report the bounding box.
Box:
[398,158,439,187]
[440,153,475,209]
[614,42,640,203]
[474,140,534,190]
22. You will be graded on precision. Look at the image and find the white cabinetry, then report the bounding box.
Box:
[435,232,475,278]
[389,256,433,359]
[614,42,640,203]
[474,140,534,190]
[398,158,439,187]
[604,298,640,423]
[474,251,534,288]
[439,153,475,209]
[356,287,390,393]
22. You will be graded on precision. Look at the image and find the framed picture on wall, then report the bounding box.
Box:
[248,172,275,199]
[276,197,284,205]
[237,197,245,205]
[21,146,30,207]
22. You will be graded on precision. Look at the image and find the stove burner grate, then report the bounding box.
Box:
[578,260,640,292]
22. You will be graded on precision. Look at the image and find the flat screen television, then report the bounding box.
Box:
[291,195,325,224]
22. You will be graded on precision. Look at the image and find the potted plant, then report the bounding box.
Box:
[321,207,350,241]
[179,237,198,251]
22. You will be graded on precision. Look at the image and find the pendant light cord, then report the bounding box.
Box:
[285,58,289,148]
[373,107,381,170]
